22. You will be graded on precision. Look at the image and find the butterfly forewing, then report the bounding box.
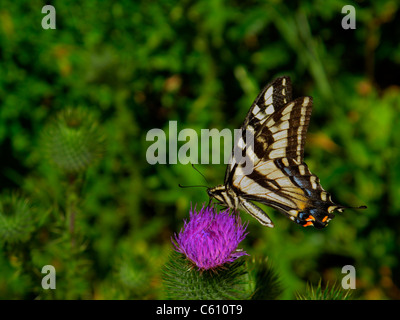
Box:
[225,77,293,182]
[254,96,312,163]
[243,76,293,132]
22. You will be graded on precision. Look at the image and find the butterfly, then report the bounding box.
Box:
[207,76,366,229]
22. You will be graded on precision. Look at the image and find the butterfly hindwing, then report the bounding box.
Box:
[232,158,339,228]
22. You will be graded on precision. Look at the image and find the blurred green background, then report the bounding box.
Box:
[1,0,400,300]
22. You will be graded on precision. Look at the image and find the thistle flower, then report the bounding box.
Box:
[172,205,248,270]
[163,205,282,300]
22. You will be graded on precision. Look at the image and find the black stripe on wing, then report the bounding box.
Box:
[225,77,294,183]
[243,76,293,133]
[233,157,343,228]
[253,96,313,163]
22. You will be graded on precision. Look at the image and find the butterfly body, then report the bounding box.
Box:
[207,76,365,229]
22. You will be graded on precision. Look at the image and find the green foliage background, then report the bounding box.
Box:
[1,0,400,299]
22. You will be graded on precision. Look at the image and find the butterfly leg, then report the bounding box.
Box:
[239,198,274,228]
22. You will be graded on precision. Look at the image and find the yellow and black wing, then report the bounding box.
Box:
[226,77,365,228]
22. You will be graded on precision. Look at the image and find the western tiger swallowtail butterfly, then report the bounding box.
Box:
[207,76,366,229]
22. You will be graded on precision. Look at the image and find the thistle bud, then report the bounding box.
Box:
[0,194,35,243]
[41,108,105,173]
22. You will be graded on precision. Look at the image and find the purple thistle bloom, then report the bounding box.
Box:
[172,205,249,270]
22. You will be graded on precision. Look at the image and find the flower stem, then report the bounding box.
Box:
[66,173,78,247]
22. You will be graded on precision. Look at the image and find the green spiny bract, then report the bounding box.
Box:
[162,250,251,300]
[247,257,283,300]
[162,251,283,300]
[296,280,353,300]
[0,194,36,244]
[41,107,105,174]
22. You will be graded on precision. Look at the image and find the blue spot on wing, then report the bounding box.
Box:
[304,188,313,197]
[293,176,307,188]
[283,167,292,175]
[292,176,313,197]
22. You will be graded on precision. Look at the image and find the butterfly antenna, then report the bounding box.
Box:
[340,205,367,210]
[353,205,367,210]
[178,184,208,189]
[191,163,210,185]
[178,164,210,189]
